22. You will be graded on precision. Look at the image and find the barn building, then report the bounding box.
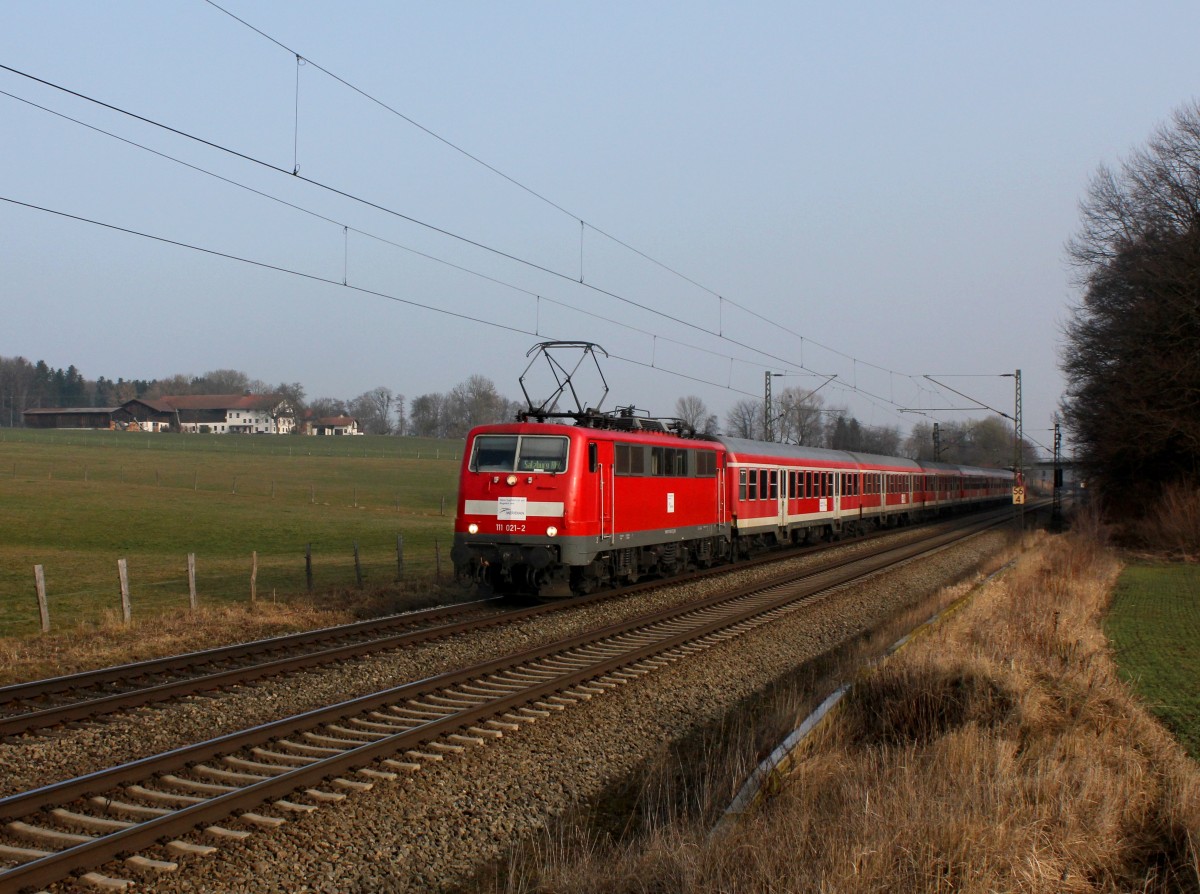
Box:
[23,394,295,434]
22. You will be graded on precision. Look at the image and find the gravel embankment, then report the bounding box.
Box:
[12,525,1013,893]
[0,525,948,797]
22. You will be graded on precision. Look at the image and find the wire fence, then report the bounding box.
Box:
[8,535,452,637]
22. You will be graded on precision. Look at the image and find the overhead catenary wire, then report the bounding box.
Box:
[0,87,784,382]
[0,56,1001,427]
[197,2,952,393]
[0,61,807,377]
[0,194,763,400]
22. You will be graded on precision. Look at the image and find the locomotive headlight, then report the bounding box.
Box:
[506,474,519,486]
[546,526,558,537]
[467,523,479,534]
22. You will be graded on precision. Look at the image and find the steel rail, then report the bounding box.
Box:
[0,510,975,738]
[0,511,1009,891]
[0,597,502,705]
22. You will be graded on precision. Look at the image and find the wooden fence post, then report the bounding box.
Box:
[187,553,197,610]
[395,535,404,582]
[354,542,363,588]
[118,558,131,624]
[250,551,258,603]
[34,565,49,633]
[305,543,314,592]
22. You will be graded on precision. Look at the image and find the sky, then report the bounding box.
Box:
[2,1,1198,457]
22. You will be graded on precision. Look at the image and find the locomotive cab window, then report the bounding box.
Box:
[470,435,517,471]
[469,435,569,473]
[516,436,569,472]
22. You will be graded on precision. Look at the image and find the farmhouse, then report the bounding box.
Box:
[153,394,296,434]
[305,414,362,436]
[112,399,175,431]
[22,394,296,434]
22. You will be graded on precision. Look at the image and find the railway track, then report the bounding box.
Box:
[0,509,1010,892]
[1,512,988,740]
[0,599,511,740]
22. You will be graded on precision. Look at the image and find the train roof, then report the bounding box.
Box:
[712,436,921,471]
[713,436,1012,479]
[920,460,1015,479]
[469,424,1013,479]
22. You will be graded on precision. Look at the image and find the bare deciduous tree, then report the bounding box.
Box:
[408,393,448,437]
[725,399,762,439]
[349,386,396,435]
[1063,100,1200,512]
[776,387,825,445]
[674,396,718,434]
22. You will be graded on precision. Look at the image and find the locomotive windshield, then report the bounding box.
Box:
[470,435,569,473]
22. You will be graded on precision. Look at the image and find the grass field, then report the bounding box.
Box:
[1105,561,1200,760]
[0,428,463,637]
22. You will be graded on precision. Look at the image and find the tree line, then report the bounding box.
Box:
[1,355,1028,467]
[1062,99,1200,526]
[680,391,1031,466]
[0,358,522,438]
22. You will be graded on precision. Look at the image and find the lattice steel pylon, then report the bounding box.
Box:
[1013,368,1023,529]
[764,371,775,442]
[1052,420,1064,529]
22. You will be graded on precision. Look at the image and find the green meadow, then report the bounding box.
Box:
[1105,561,1200,760]
[0,429,463,636]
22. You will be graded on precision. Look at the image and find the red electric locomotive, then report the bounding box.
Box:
[450,343,1013,599]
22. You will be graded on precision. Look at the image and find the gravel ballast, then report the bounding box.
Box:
[10,525,1013,892]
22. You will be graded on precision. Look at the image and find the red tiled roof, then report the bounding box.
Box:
[317,416,356,426]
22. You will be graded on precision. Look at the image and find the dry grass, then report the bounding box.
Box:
[0,577,466,685]
[1133,481,1200,560]
[487,523,1200,893]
